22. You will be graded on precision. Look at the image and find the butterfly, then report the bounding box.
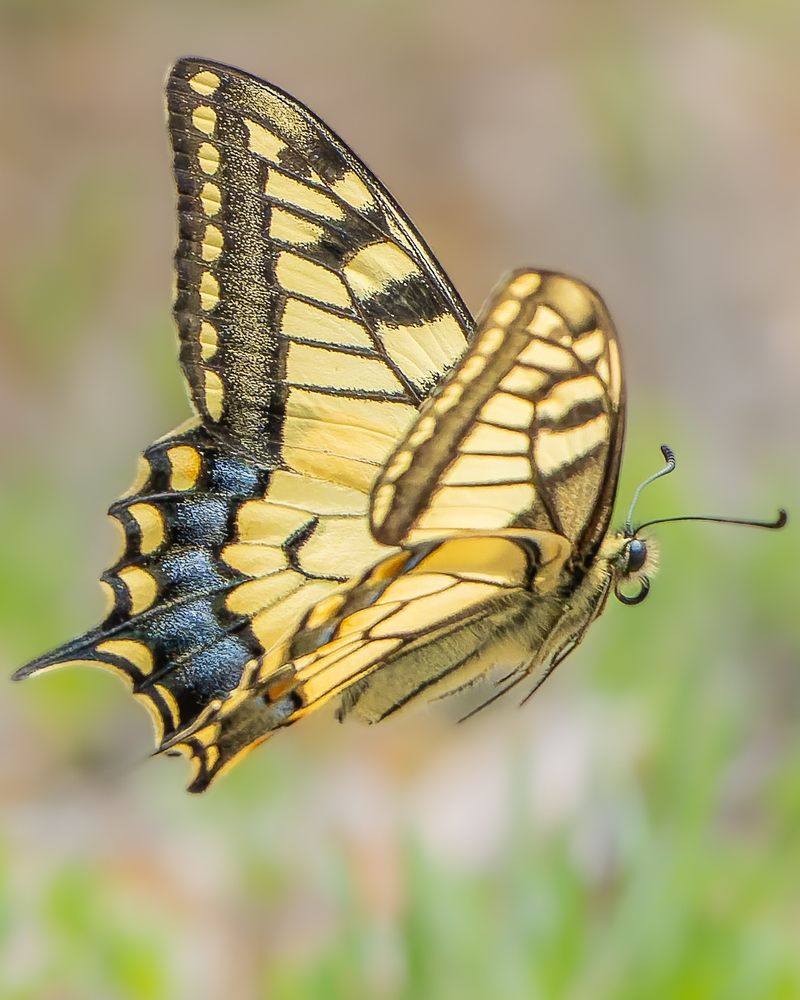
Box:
[15,58,786,792]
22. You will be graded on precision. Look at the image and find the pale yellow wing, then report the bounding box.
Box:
[370,270,625,563]
[162,530,572,791]
[158,270,627,790]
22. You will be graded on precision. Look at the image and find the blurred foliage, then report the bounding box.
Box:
[7,175,129,374]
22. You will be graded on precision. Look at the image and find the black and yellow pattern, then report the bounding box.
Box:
[19,59,779,793]
[15,58,471,758]
[166,271,631,789]
[370,270,624,557]
[169,60,470,459]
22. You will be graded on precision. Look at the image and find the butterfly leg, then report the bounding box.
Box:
[456,624,583,724]
[518,571,613,706]
[518,636,579,706]
[456,667,532,723]
[460,568,614,721]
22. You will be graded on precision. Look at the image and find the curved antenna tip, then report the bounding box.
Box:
[774,509,788,529]
[660,444,676,467]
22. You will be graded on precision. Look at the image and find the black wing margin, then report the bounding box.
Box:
[168,57,472,462]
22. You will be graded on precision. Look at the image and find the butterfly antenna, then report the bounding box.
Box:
[635,509,787,533]
[625,444,677,535]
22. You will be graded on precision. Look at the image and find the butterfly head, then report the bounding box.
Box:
[612,533,660,605]
[612,443,786,607]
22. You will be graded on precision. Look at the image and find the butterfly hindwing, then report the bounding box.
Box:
[285,530,574,725]
[14,424,271,742]
[162,529,574,790]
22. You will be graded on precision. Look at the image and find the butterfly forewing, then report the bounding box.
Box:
[371,270,625,560]
[169,59,471,468]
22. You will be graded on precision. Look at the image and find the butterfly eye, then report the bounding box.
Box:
[626,538,647,574]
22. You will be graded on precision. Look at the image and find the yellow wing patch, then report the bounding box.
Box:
[164,529,570,789]
[169,58,472,472]
[370,270,624,553]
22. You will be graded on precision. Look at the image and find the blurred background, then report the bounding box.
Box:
[1,1,798,997]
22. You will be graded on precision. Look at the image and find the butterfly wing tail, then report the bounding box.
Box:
[13,423,270,748]
[14,626,108,680]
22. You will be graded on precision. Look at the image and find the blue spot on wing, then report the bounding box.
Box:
[18,424,272,736]
[148,600,227,657]
[169,638,253,703]
[210,455,262,495]
[160,549,228,594]
[171,498,230,547]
